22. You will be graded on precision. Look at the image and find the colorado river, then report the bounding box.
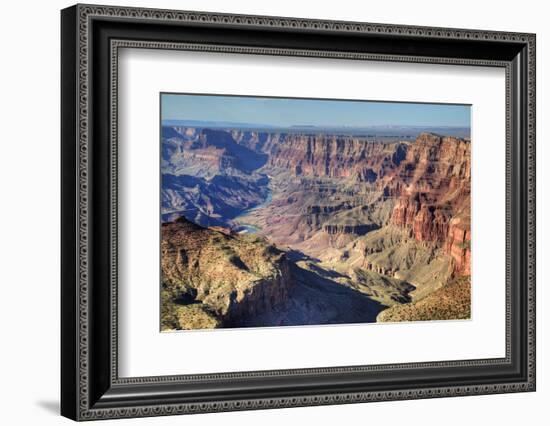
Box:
[232,188,272,234]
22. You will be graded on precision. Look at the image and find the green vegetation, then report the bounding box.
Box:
[161,287,222,331]
[174,304,221,330]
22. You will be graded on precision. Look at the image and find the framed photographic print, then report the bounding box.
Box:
[61,4,536,421]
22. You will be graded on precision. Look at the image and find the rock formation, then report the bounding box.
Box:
[385,133,471,276]
[161,217,293,330]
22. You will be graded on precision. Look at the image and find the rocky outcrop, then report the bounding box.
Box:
[161,217,293,330]
[362,260,397,277]
[225,260,292,326]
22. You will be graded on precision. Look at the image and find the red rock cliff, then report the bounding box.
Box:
[387,133,471,276]
[262,133,408,181]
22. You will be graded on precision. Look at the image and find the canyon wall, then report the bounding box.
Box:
[261,133,407,181]
[384,133,471,276]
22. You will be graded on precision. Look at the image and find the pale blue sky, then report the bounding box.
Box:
[161,93,470,128]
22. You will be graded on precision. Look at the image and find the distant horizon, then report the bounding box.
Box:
[161,118,470,130]
[161,119,470,139]
[161,93,471,130]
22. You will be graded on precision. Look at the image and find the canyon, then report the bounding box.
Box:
[160,125,472,330]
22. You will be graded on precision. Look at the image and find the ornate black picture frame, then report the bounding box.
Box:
[61,4,536,421]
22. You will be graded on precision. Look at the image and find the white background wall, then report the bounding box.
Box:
[0,0,547,424]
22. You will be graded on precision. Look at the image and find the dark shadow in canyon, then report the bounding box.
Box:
[305,261,351,280]
[286,249,320,263]
[227,262,386,328]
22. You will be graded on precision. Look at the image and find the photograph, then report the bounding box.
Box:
[160,94,472,331]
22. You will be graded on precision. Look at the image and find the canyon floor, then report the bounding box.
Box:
[160,126,472,330]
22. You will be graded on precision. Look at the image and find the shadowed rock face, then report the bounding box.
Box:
[161,127,471,329]
[162,127,267,176]
[161,173,269,226]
